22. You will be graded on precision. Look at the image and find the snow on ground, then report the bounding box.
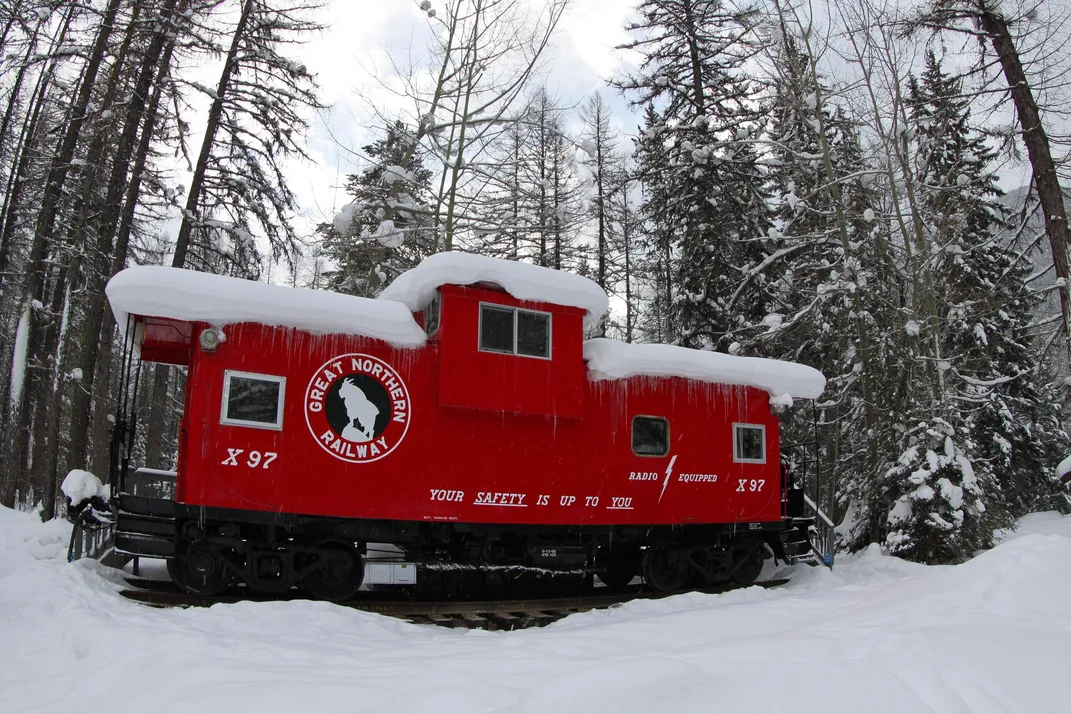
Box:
[998,510,1071,542]
[2,507,1070,714]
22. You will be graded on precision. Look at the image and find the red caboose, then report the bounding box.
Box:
[105,252,825,599]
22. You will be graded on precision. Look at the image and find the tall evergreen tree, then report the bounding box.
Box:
[633,103,676,344]
[877,54,1069,562]
[618,0,772,351]
[323,121,435,297]
[757,31,898,542]
[579,92,622,335]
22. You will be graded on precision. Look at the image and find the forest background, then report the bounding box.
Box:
[1,0,1070,564]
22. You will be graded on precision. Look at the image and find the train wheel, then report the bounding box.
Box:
[302,540,364,602]
[729,543,764,585]
[168,544,235,596]
[642,541,690,592]
[597,544,641,589]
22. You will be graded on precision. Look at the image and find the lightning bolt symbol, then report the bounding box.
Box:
[658,454,677,503]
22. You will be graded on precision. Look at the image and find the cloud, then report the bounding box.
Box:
[283,0,639,232]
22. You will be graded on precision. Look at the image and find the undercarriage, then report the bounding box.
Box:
[114,491,815,601]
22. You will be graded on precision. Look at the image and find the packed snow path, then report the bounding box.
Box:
[2,508,1069,714]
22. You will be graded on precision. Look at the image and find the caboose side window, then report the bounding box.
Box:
[632,416,669,456]
[733,423,766,463]
[478,303,551,359]
[516,310,550,358]
[221,371,285,430]
[479,305,514,353]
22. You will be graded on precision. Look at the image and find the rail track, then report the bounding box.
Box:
[119,577,790,631]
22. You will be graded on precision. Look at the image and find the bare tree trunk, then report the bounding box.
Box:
[87,67,175,475]
[21,0,122,312]
[621,182,634,343]
[89,337,117,480]
[7,0,123,511]
[976,2,1071,355]
[0,0,78,304]
[442,6,480,252]
[146,0,253,469]
[682,0,706,113]
[142,366,171,469]
[0,2,81,507]
[0,17,42,167]
[536,107,547,265]
[67,0,178,473]
[0,2,24,55]
[39,269,74,518]
[1,304,29,507]
[171,0,252,268]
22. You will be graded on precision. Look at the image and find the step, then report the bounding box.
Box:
[116,512,175,537]
[114,531,174,558]
[118,493,175,518]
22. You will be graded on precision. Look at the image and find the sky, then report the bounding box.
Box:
[283,0,640,239]
[168,0,1061,276]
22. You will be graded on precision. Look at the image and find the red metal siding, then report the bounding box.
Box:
[173,320,783,528]
[436,285,585,419]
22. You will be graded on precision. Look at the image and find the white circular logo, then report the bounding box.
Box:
[304,353,411,463]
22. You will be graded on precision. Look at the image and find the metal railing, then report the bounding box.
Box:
[803,494,835,567]
[67,507,116,563]
[127,467,176,499]
[782,402,837,568]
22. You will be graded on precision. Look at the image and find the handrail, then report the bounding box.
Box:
[67,507,116,563]
[803,493,834,528]
[801,494,835,568]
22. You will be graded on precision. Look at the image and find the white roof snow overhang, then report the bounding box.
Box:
[378,251,610,330]
[583,338,826,400]
[105,266,427,347]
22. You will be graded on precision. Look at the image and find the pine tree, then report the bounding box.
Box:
[757,31,900,541]
[458,89,585,272]
[145,0,324,470]
[919,54,1068,519]
[579,92,622,335]
[323,121,435,296]
[877,53,1070,562]
[633,103,675,343]
[172,0,324,273]
[617,0,772,351]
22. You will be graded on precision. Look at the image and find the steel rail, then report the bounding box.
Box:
[118,578,790,631]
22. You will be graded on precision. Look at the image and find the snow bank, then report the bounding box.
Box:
[380,252,609,329]
[584,338,826,400]
[999,510,1071,542]
[3,506,1071,714]
[60,469,108,504]
[106,266,426,347]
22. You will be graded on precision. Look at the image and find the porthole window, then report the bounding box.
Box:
[221,371,285,430]
[478,303,551,359]
[733,423,766,463]
[632,416,669,456]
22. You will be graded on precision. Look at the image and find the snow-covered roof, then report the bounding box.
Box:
[379,251,609,329]
[583,338,826,400]
[106,266,427,347]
